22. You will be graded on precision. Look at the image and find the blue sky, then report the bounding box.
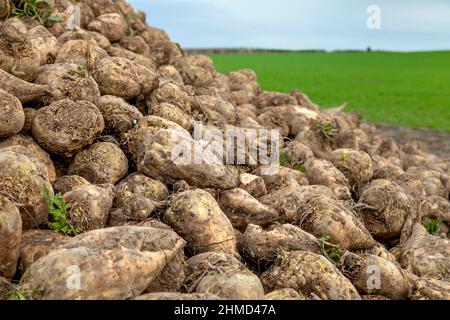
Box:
[128,0,450,51]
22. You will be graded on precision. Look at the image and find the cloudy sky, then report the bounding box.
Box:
[128,0,450,51]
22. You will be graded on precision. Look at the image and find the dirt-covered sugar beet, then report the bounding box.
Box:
[0,89,25,138]
[219,188,278,231]
[28,25,60,65]
[0,134,57,182]
[63,183,115,232]
[97,95,143,135]
[55,40,108,67]
[337,252,411,300]
[185,252,264,300]
[34,64,101,105]
[260,251,361,300]
[0,196,22,279]
[0,148,52,229]
[59,226,187,294]
[68,142,129,185]
[0,23,41,82]
[164,189,238,256]
[114,173,169,220]
[0,1,12,19]
[358,179,411,241]
[87,13,128,42]
[20,227,186,300]
[52,176,91,195]
[58,29,111,50]
[173,55,216,88]
[328,148,374,188]
[18,230,69,273]
[0,69,50,104]
[32,99,104,157]
[93,57,159,99]
[243,224,322,264]
[305,158,352,200]
[125,116,239,189]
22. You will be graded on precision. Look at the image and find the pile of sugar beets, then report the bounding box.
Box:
[0,0,449,301]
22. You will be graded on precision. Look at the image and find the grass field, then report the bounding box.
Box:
[210,51,450,131]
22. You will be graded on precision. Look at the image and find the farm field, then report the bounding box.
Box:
[210,51,450,131]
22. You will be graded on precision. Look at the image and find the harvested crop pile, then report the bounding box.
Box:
[0,0,449,301]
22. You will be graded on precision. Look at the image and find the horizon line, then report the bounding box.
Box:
[183,47,450,54]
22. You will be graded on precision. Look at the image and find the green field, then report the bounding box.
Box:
[210,51,450,131]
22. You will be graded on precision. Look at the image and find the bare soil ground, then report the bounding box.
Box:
[376,124,450,158]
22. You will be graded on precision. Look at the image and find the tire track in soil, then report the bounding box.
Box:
[376,124,450,158]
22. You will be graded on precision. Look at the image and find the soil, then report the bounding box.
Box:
[376,124,450,158]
